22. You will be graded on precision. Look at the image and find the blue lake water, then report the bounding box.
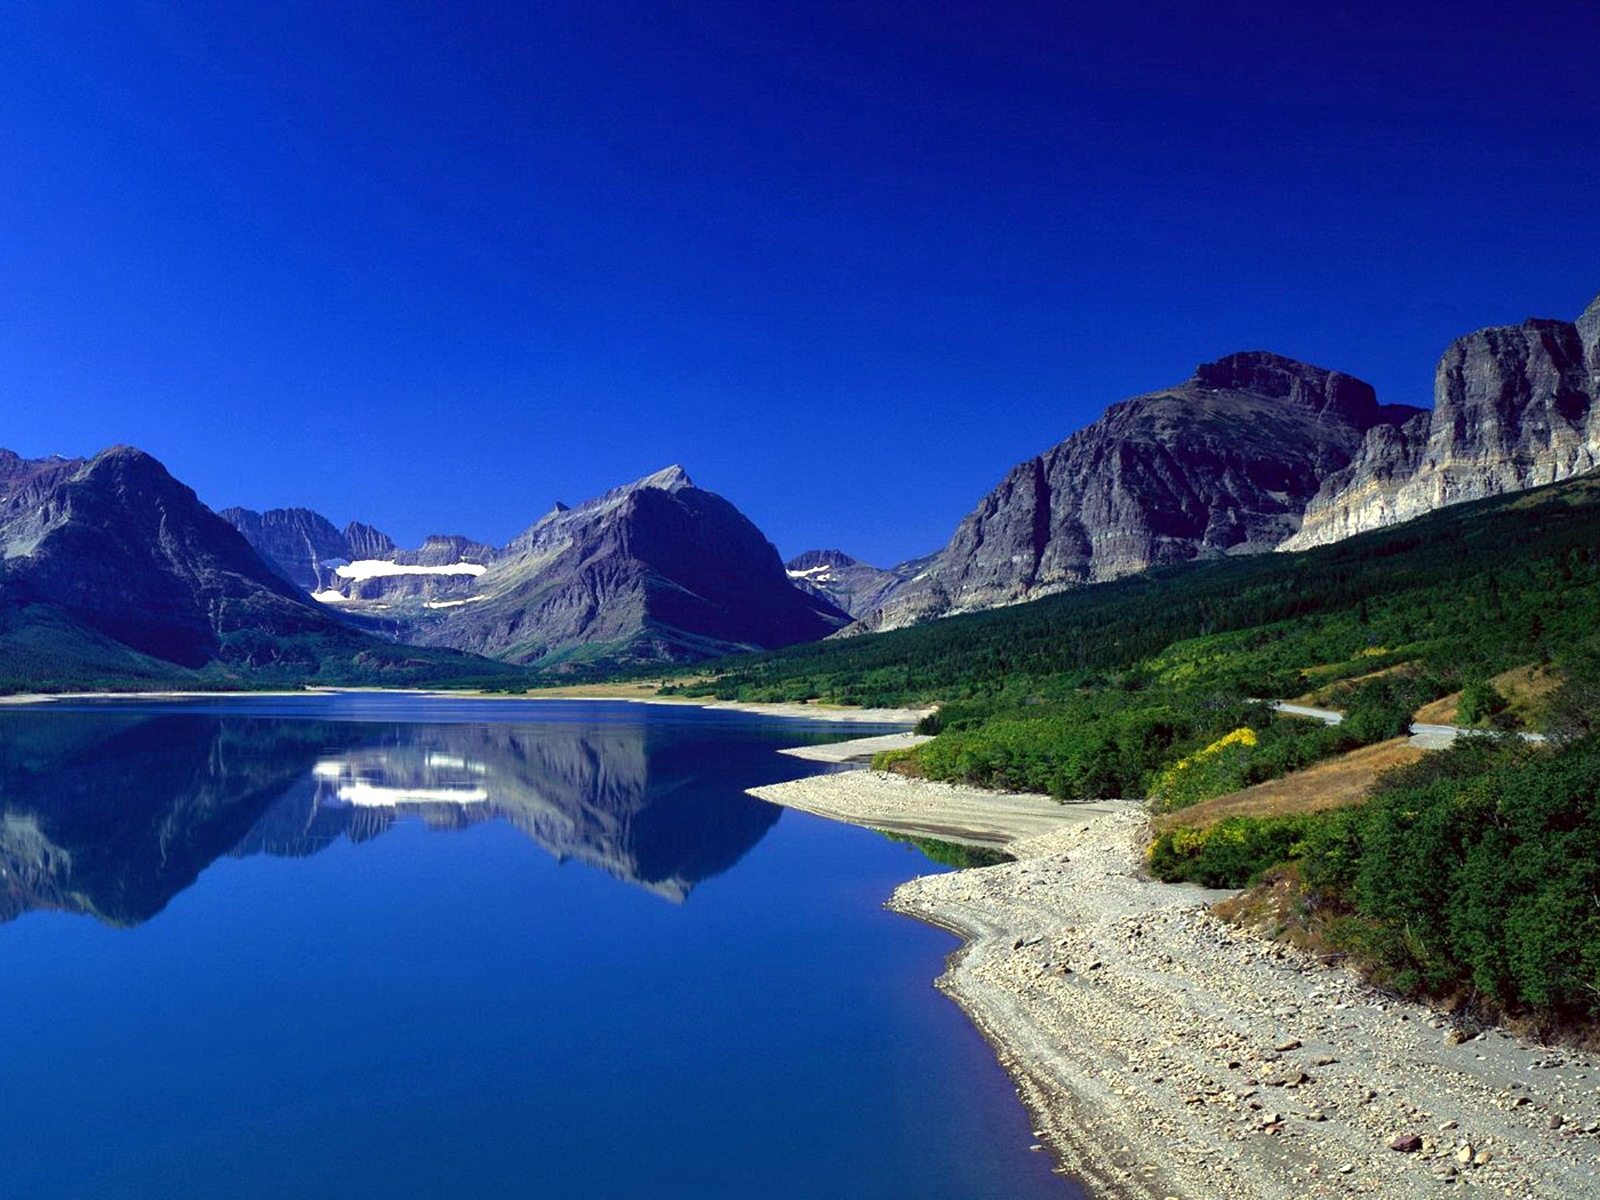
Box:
[0,695,1080,1198]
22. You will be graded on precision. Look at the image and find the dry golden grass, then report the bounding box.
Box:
[1411,663,1560,728]
[518,678,700,699]
[1491,663,1560,722]
[1412,691,1460,724]
[1152,737,1423,834]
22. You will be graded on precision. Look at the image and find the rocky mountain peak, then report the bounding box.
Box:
[410,468,846,666]
[855,350,1423,631]
[787,549,862,571]
[0,444,349,669]
[1191,352,1387,429]
[342,520,397,561]
[627,464,694,493]
[219,506,354,591]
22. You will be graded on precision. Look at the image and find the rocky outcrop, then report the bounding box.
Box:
[784,549,930,619]
[859,353,1421,630]
[393,534,495,568]
[413,466,850,666]
[223,508,492,603]
[218,505,360,591]
[1285,292,1600,550]
[341,520,397,562]
[1579,293,1600,376]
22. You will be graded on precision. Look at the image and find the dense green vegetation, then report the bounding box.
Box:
[678,477,1600,808]
[1149,732,1600,1028]
[673,478,1600,714]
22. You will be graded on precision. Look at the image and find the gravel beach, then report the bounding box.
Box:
[755,770,1600,1199]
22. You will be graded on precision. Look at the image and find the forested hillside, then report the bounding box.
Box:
[671,474,1600,795]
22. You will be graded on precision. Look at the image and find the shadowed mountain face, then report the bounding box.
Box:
[423,467,850,666]
[0,447,348,670]
[217,506,398,593]
[0,706,788,925]
[784,550,933,620]
[0,446,504,688]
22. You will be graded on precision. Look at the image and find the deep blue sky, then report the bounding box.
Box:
[4,2,1598,564]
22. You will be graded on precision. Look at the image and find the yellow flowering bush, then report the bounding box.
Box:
[1151,726,1259,812]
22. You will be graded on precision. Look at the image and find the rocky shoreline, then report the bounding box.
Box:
[757,770,1600,1199]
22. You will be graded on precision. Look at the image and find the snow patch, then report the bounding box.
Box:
[310,590,349,604]
[335,559,487,581]
[424,595,488,609]
[335,782,490,807]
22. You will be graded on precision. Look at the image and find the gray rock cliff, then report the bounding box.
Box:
[784,549,930,619]
[859,353,1420,630]
[1285,292,1600,549]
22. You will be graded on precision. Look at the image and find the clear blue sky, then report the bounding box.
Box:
[4,2,1598,565]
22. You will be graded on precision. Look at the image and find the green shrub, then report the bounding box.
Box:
[1457,679,1509,726]
[1148,816,1315,888]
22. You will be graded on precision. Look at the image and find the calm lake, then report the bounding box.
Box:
[0,695,1080,1199]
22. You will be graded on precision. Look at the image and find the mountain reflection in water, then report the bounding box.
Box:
[0,708,785,926]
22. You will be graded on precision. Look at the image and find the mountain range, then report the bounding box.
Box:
[2,286,1596,685]
[224,465,849,669]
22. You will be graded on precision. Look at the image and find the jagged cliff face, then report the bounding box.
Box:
[859,353,1420,630]
[218,506,363,591]
[1285,292,1600,550]
[1580,293,1600,383]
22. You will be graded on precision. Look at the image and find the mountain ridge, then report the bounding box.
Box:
[852,350,1423,631]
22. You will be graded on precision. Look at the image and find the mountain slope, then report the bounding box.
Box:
[858,352,1421,631]
[219,506,399,592]
[784,550,929,620]
[0,446,510,689]
[226,468,843,668]
[414,466,849,666]
[675,468,1600,715]
[1285,290,1600,548]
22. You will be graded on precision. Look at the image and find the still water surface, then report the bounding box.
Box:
[0,696,1079,1198]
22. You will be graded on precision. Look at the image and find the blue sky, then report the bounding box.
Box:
[3,1,1597,564]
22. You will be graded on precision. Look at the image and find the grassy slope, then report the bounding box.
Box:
[673,474,1600,710]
